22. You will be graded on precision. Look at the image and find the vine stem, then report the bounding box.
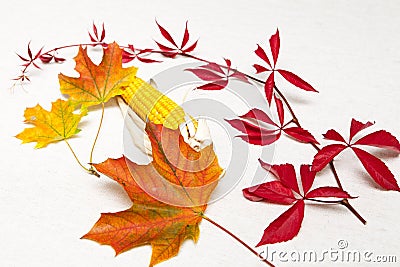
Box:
[64,140,99,177]
[201,214,275,267]
[89,102,105,175]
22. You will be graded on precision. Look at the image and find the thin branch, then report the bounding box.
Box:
[202,214,275,267]
[64,140,99,177]
[89,102,105,171]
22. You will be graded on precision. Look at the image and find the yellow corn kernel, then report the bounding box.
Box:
[121,77,186,129]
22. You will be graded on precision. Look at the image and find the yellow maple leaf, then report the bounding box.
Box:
[16,99,86,148]
[58,42,137,109]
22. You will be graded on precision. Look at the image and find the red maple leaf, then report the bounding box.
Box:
[312,119,400,191]
[253,29,317,105]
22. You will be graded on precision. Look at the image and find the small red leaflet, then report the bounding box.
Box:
[253,29,317,105]
[312,119,400,191]
[244,163,353,245]
[185,59,249,90]
[226,98,318,146]
[155,20,198,58]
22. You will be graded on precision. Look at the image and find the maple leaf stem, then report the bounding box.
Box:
[201,214,275,267]
[89,102,105,170]
[64,140,99,177]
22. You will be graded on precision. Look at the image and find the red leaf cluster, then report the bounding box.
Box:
[244,162,353,245]
[185,59,249,90]
[122,45,160,64]
[155,20,198,57]
[16,42,43,69]
[88,22,106,44]
[253,29,317,104]
[226,97,318,146]
[312,119,400,191]
[14,42,65,82]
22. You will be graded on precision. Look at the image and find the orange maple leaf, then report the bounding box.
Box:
[82,123,223,266]
[58,42,137,109]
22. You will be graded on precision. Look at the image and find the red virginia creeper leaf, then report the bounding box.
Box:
[256,200,305,246]
[32,62,41,69]
[239,108,278,127]
[242,189,263,202]
[203,62,224,74]
[323,129,347,143]
[225,119,277,136]
[137,48,154,54]
[354,130,400,152]
[259,161,300,194]
[39,54,53,63]
[185,68,224,81]
[224,58,231,70]
[229,71,250,83]
[136,56,162,63]
[312,144,347,172]
[164,52,179,58]
[300,165,316,195]
[283,127,320,144]
[306,187,354,199]
[27,42,32,59]
[264,72,275,105]
[93,23,99,39]
[182,40,198,53]
[238,131,281,146]
[197,80,228,90]
[277,69,317,92]
[100,23,105,42]
[274,95,284,126]
[352,147,400,191]
[154,41,175,52]
[349,119,374,141]
[54,57,65,63]
[155,20,178,48]
[89,33,96,43]
[269,29,280,67]
[16,53,29,62]
[253,64,270,73]
[243,181,297,205]
[122,50,135,63]
[34,47,44,60]
[255,44,272,68]
[181,21,189,48]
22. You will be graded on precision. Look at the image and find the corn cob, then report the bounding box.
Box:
[121,77,186,129]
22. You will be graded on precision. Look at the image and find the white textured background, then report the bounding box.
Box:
[0,1,399,266]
